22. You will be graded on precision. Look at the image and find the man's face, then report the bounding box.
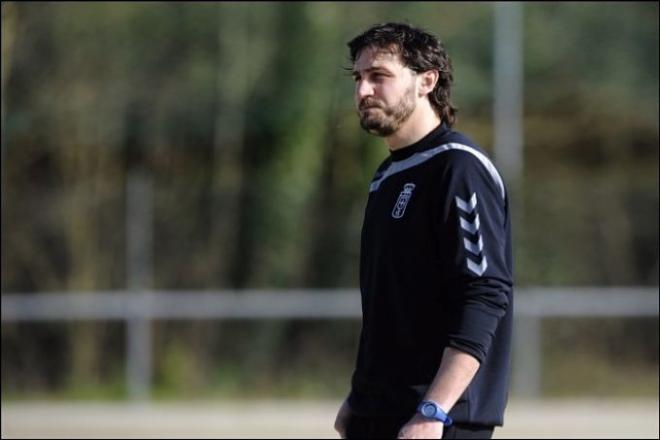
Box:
[352,46,418,137]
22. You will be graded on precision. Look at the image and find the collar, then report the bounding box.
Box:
[389,122,450,162]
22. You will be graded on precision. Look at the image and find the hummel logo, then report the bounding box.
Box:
[455,193,477,214]
[467,255,488,276]
[455,192,488,276]
[463,236,484,255]
[459,215,480,234]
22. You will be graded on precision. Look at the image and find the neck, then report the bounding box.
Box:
[386,101,441,151]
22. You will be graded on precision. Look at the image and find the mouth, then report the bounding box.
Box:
[359,100,382,111]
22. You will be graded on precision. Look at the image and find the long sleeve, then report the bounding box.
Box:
[435,150,513,363]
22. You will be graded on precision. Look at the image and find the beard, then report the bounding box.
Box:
[358,83,416,137]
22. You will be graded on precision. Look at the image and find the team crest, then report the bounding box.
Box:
[391,183,416,219]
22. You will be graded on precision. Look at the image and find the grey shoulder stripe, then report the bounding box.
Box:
[369,142,506,200]
[369,144,450,192]
[444,143,506,200]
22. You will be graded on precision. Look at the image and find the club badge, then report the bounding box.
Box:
[392,183,416,219]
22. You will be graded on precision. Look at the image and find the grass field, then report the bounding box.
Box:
[2,398,658,438]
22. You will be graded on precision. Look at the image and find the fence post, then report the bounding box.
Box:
[494,1,524,184]
[126,299,151,401]
[126,170,153,400]
[512,315,541,397]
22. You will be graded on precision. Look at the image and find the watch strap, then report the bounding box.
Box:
[417,400,453,426]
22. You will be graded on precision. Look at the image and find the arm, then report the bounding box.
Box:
[397,347,479,439]
[422,347,480,414]
[398,152,511,439]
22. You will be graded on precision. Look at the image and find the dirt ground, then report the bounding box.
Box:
[2,398,658,439]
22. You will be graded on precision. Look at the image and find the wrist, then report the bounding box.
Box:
[417,400,453,426]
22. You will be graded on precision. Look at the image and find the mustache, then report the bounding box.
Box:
[359,99,384,111]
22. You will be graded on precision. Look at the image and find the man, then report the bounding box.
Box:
[334,23,514,439]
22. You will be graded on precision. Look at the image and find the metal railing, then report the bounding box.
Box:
[2,287,658,399]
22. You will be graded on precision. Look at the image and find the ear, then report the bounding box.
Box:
[418,70,439,97]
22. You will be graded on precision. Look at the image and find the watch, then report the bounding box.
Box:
[417,400,453,426]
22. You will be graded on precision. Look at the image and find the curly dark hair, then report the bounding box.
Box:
[347,22,458,127]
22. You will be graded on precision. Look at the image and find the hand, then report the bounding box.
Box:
[334,398,352,439]
[397,413,444,439]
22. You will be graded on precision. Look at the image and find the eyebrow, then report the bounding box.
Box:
[352,67,392,77]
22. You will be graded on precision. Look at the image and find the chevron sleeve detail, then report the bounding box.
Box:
[436,151,513,363]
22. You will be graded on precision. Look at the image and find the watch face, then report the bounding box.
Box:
[422,403,436,417]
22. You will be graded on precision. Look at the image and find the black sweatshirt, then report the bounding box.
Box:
[347,122,514,427]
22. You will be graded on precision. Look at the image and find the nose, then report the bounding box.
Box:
[356,79,374,102]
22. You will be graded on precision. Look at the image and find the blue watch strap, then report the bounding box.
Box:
[417,400,453,426]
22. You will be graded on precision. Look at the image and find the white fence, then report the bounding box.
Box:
[2,287,658,399]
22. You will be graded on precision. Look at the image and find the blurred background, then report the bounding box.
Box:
[1,1,658,438]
